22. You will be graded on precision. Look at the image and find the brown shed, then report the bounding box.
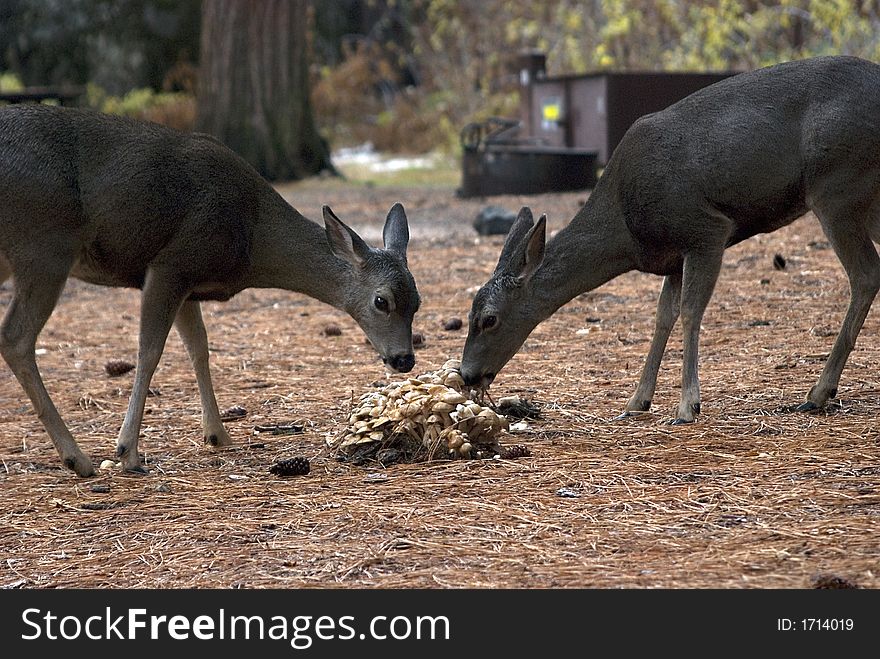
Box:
[458,54,743,198]
[519,55,741,165]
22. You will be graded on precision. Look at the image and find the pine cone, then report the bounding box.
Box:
[219,405,247,421]
[269,457,311,477]
[811,574,859,589]
[105,359,136,377]
[500,444,531,459]
[496,396,542,420]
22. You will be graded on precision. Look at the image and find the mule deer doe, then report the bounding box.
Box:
[461,55,880,424]
[0,104,420,476]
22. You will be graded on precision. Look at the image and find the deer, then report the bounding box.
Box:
[460,55,880,426]
[0,103,421,477]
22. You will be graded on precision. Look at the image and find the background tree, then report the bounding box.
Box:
[196,0,334,181]
[4,0,880,162]
[0,0,199,94]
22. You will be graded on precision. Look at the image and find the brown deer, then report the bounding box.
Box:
[0,104,420,476]
[461,55,880,424]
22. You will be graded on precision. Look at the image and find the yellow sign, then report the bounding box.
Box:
[542,101,561,122]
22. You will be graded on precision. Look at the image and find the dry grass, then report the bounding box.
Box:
[1,180,878,589]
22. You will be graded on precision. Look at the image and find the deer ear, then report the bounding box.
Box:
[495,207,545,281]
[382,202,410,259]
[495,207,534,274]
[323,205,372,267]
[517,214,546,283]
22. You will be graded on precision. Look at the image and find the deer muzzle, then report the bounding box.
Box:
[385,353,415,373]
[461,368,495,389]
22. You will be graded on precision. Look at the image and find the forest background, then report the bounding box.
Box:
[2,0,878,171]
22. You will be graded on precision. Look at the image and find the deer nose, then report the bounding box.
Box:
[461,368,479,386]
[386,353,415,373]
[462,370,495,387]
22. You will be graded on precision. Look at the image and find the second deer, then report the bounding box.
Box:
[460,55,880,424]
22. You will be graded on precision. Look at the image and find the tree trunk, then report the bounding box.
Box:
[196,0,335,181]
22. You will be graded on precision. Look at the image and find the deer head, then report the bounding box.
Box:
[323,202,420,373]
[461,207,546,388]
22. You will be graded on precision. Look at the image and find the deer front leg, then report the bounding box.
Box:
[797,219,880,411]
[672,249,723,425]
[0,265,95,476]
[617,270,682,419]
[116,270,188,473]
[174,300,232,447]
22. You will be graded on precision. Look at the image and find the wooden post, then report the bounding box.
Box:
[517,50,546,139]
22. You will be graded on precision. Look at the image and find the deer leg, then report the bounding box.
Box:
[797,220,880,411]
[672,249,724,424]
[116,269,189,473]
[0,266,95,476]
[174,300,232,447]
[617,270,682,419]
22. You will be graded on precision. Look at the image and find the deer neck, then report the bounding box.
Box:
[248,199,352,310]
[532,197,637,317]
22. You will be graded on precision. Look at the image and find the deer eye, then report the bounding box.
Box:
[481,315,497,330]
[374,296,390,312]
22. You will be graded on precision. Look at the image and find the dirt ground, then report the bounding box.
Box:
[1,175,878,589]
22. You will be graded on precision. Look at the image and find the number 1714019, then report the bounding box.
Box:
[777,618,854,631]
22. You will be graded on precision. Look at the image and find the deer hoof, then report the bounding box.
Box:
[669,417,694,426]
[205,431,233,447]
[64,455,95,478]
[795,401,819,412]
[613,410,648,421]
[116,444,148,474]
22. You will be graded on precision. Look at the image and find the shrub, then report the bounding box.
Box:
[0,71,24,92]
[86,82,196,132]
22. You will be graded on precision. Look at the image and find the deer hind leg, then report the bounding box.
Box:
[174,300,232,447]
[617,269,682,419]
[116,268,189,473]
[0,262,95,476]
[672,246,725,424]
[797,207,880,411]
